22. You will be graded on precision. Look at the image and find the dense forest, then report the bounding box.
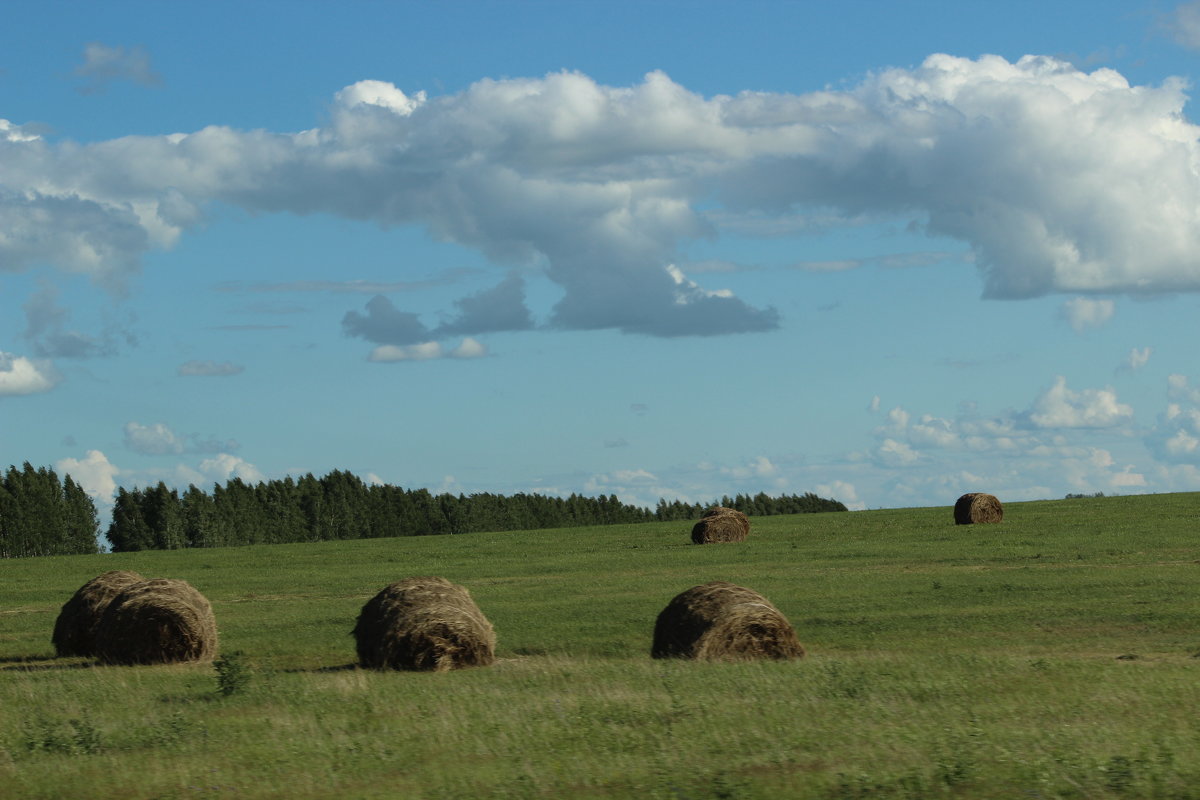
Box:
[0,463,100,558]
[0,463,847,556]
[653,493,847,520]
[105,471,847,552]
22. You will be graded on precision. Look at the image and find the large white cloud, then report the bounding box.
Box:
[198,453,264,484]
[56,450,120,502]
[5,56,1200,331]
[1023,376,1133,429]
[0,351,59,395]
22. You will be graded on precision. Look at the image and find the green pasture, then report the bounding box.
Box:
[1,493,1198,798]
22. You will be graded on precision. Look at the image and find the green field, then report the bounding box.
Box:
[2,494,1199,799]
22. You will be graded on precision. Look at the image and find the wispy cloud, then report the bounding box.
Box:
[1164,1,1200,49]
[73,42,161,93]
[1061,298,1116,332]
[790,251,968,273]
[23,282,133,358]
[1118,347,1152,373]
[216,272,475,294]
[123,421,240,456]
[177,360,245,377]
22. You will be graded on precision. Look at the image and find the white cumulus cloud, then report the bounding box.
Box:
[1024,376,1133,429]
[876,438,921,467]
[0,352,59,395]
[198,454,264,484]
[1146,374,1200,464]
[6,56,1200,333]
[368,338,488,362]
[815,479,863,510]
[1167,373,1200,404]
[56,450,119,502]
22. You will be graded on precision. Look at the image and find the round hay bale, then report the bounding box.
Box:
[954,492,1004,525]
[94,578,218,665]
[51,570,145,657]
[353,577,495,671]
[691,506,750,544]
[651,581,804,661]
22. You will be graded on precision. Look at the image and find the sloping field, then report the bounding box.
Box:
[1,494,1198,798]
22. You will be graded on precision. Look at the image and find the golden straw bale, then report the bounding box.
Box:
[954,493,1004,525]
[94,578,218,665]
[353,577,495,671]
[651,581,804,661]
[52,570,146,657]
[691,506,750,544]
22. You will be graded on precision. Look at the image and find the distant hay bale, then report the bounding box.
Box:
[954,493,1004,525]
[52,570,145,657]
[353,577,496,671]
[651,581,805,661]
[691,506,750,544]
[94,578,218,665]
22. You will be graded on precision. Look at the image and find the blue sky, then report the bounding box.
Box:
[3,0,1200,519]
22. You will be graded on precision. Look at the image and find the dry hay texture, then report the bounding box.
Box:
[93,578,218,665]
[651,581,805,661]
[51,570,146,657]
[954,492,1004,525]
[353,577,496,671]
[691,506,751,544]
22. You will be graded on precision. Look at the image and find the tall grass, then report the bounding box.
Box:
[2,493,1199,798]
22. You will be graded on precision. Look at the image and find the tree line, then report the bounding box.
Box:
[0,463,848,557]
[105,471,847,552]
[653,492,847,520]
[0,463,99,558]
[106,471,660,551]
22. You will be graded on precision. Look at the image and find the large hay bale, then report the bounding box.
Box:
[691,506,750,544]
[51,570,145,657]
[954,492,1004,525]
[651,581,805,661]
[353,577,495,671]
[94,578,218,665]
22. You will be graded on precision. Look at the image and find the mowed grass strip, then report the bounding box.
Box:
[1,493,1199,798]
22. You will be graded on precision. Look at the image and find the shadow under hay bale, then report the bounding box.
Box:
[94,578,218,665]
[353,577,495,671]
[954,492,1004,525]
[651,581,804,661]
[52,570,145,657]
[691,506,750,544]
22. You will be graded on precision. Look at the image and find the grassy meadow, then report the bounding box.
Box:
[1,493,1199,799]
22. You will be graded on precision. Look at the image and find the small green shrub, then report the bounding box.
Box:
[214,650,252,697]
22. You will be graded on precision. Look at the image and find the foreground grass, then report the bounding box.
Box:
[1,494,1199,798]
